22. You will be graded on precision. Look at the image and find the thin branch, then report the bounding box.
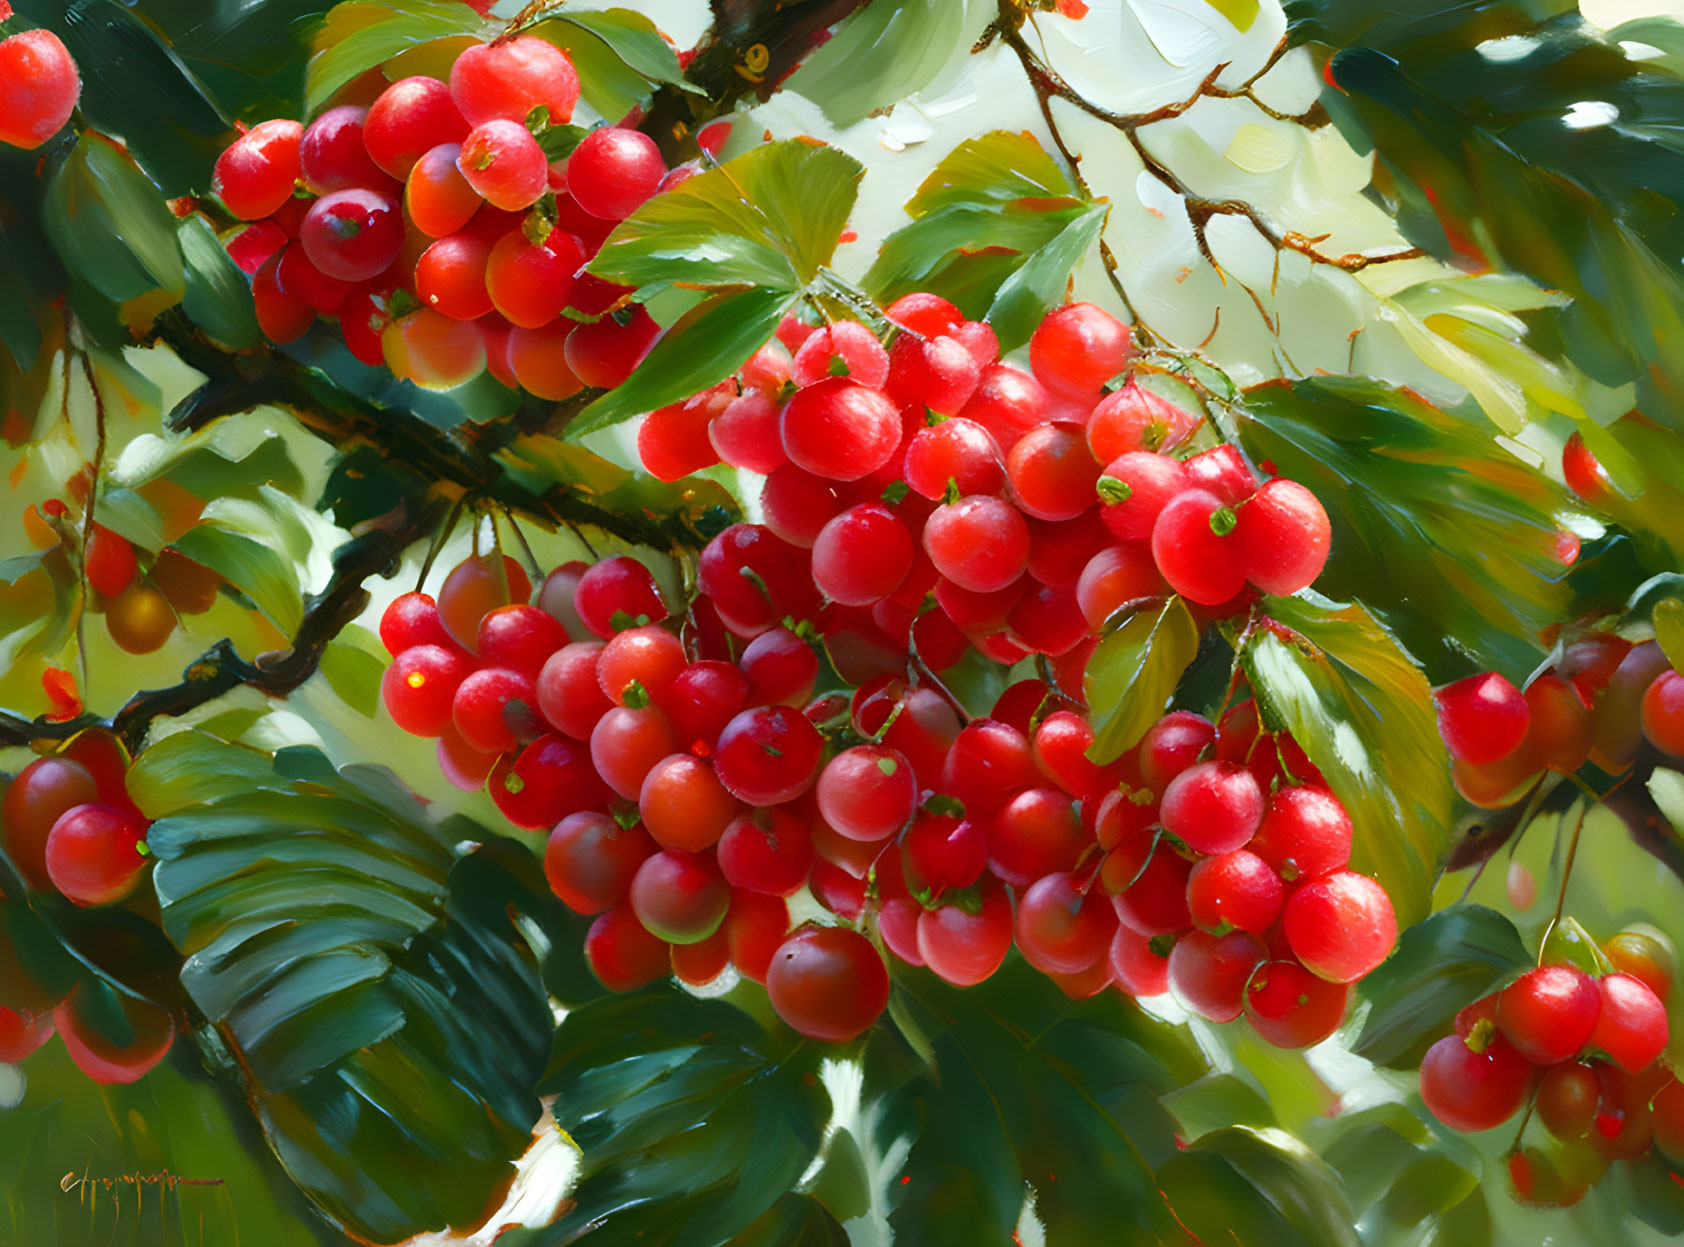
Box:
[0,498,445,755]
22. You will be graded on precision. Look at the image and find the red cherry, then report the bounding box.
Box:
[1419,1031,1533,1132]
[1496,965,1601,1065]
[44,804,149,906]
[1281,871,1397,983]
[766,926,890,1042]
[1167,928,1266,1022]
[1244,959,1349,1048]
[1589,972,1668,1072]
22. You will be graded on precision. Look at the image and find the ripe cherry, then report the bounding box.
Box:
[813,504,914,605]
[458,119,548,211]
[629,850,730,944]
[584,903,670,991]
[1435,672,1529,766]
[923,495,1030,593]
[0,30,81,151]
[596,624,686,706]
[1641,670,1684,756]
[44,804,149,906]
[1096,452,1189,542]
[84,524,137,598]
[407,142,483,238]
[739,627,819,707]
[1497,965,1601,1065]
[478,604,568,677]
[1029,302,1130,398]
[566,126,667,220]
[382,644,472,736]
[364,77,468,179]
[780,378,902,482]
[816,745,917,842]
[544,810,654,914]
[1281,871,1397,983]
[766,926,890,1042]
[1235,478,1330,596]
[1186,850,1285,934]
[1419,1031,1533,1132]
[717,807,814,896]
[1167,928,1266,1022]
[300,189,404,283]
[488,732,608,829]
[536,641,611,739]
[637,753,740,852]
[1160,761,1265,855]
[792,320,890,388]
[1016,871,1117,974]
[904,418,1006,500]
[1536,1061,1600,1140]
[1076,543,1165,629]
[573,555,667,638]
[725,890,791,983]
[1138,710,1216,793]
[1244,959,1349,1048]
[449,35,579,127]
[1108,839,1194,934]
[714,706,824,806]
[1248,785,1352,881]
[2,755,99,891]
[299,105,390,193]
[1110,925,1171,997]
[1150,488,1246,606]
[590,705,677,801]
[917,879,1014,986]
[1589,972,1668,1072]
[213,119,302,219]
[1007,424,1101,522]
[1086,380,1196,462]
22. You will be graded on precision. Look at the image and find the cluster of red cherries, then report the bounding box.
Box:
[1,729,176,1084]
[1436,634,1684,810]
[634,295,1333,680]
[211,33,684,396]
[1419,931,1678,1206]
[374,354,1384,1047]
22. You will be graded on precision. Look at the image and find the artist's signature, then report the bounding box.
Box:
[60,1169,225,1211]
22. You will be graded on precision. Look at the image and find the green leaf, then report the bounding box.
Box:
[591,139,865,293]
[569,287,796,436]
[318,626,387,717]
[726,1195,849,1246]
[784,0,986,126]
[514,990,827,1246]
[526,8,700,123]
[172,522,303,634]
[304,0,494,115]
[1577,417,1684,564]
[1352,905,1531,1066]
[148,734,551,1244]
[1083,597,1200,766]
[535,122,590,162]
[497,430,739,532]
[179,215,261,350]
[1237,377,1576,681]
[1540,914,1614,977]
[864,130,1097,320]
[1652,768,1684,838]
[1241,593,1454,926]
[1653,597,1684,673]
[986,200,1109,351]
[888,961,1203,1246]
[45,136,185,309]
[1158,1127,1359,1247]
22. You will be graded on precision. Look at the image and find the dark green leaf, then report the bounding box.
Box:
[1352,905,1530,1066]
[147,734,551,1244]
[726,1194,849,1247]
[1161,1073,1276,1139]
[1157,1127,1360,1247]
[569,287,795,436]
[45,136,185,309]
[536,122,590,162]
[304,0,494,116]
[1285,0,1574,58]
[51,0,231,195]
[0,145,65,372]
[864,130,1094,320]
[1083,597,1200,765]
[519,990,827,1247]
[1242,593,1453,925]
[590,139,865,292]
[986,200,1109,351]
[888,961,1201,1246]
[498,430,740,528]
[179,215,261,350]
[1237,377,1576,681]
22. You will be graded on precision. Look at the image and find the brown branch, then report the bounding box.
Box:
[991,4,1421,280]
[0,498,442,755]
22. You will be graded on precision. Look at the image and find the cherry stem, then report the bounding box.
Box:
[1539,800,1590,966]
[500,503,544,585]
[415,495,465,593]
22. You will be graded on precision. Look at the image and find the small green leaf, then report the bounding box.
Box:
[1653,597,1684,673]
[305,0,494,115]
[864,129,1099,323]
[591,140,864,292]
[1083,597,1200,764]
[318,626,387,718]
[985,199,1109,351]
[1541,914,1614,977]
[179,215,261,350]
[535,121,590,162]
[1242,593,1453,926]
[172,523,303,634]
[1651,767,1684,837]
[1352,904,1531,1066]
[570,287,796,436]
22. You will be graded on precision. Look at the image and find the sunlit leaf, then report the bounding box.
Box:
[1084,596,1200,765]
[305,0,493,115]
[1242,592,1454,926]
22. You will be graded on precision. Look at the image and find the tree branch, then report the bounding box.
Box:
[0,498,442,755]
